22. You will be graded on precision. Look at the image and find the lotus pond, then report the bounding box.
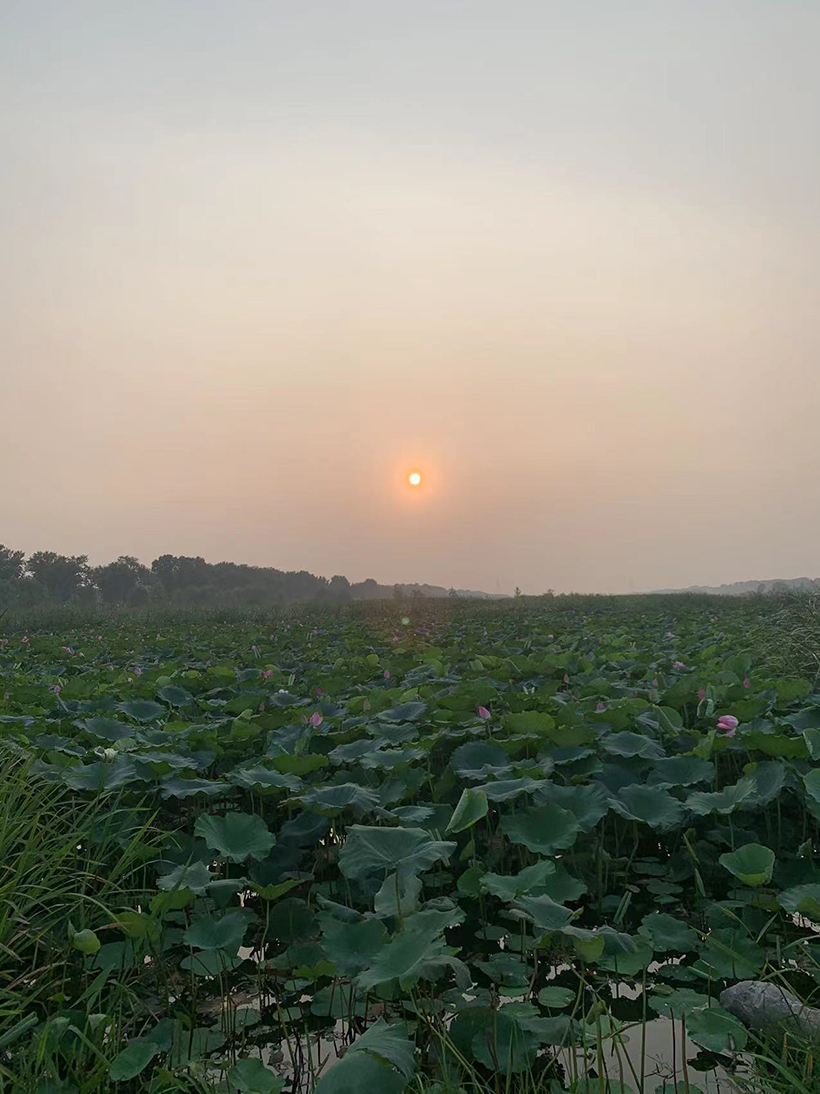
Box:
[2,596,820,1093]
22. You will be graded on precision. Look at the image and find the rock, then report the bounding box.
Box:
[720,980,820,1037]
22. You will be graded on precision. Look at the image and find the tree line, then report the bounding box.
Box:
[0,545,365,608]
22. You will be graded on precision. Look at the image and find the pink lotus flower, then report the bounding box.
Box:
[596,702,605,711]
[563,674,569,683]
[315,686,324,697]
[133,666,142,677]
[53,684,61,695]
[698,688,706,701]
[107,664,114,671]
[309,711,323,728]
[673,661,686,671]
[717,714,738,737]
[362,698,371,712]
[652,678,659,687]
[547,634,554,639]
[743,677,750,689]
[477,705,491,720]
[384,670,390,680]
[21,636,29,645]
[261,668,273,679]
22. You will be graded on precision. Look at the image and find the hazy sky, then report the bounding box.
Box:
[2,1,819,593]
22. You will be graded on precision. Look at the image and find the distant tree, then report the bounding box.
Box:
[151,554,178,592]
[93,556,151,604]
[393,584,404,600]
[328,575,351,601]
[0,545,25,582]
[26,551,91,602]
[410,587,425,599]
[350,578,381,600]
[514,586,522,598]
[448,587,458,598]
[151,555,209,592]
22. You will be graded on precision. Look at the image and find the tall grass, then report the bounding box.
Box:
[0,757,169,1090]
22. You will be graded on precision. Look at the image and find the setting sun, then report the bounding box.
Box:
[408,472,422,486]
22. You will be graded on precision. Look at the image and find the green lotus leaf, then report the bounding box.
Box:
[598,937,653,975]
[180,950,244,975]
[227,765,302,793]
[737,761,785,808]
[639,913,698,952]
[269,898,317,943]
[157,861,213,894]
[686,776,755,815]
[476,777,548,802]
[503,712,556,735]
[481,860,556,902]
[718,843,775,887]
[72,928,101,955]
[501,803,580,855]
[514,893,575,931]
[603,732,666,760]
[446,788,488,833]
[700,928,765,979]
[298,782,381,816]
[378,701,427,722]
[779,884,820,919]
[74,716,133,741]
[650,756,714,789]
[611,785,684,829]
[314,1019,414,1093]
[117,699,166,723]
[650,987,711,1019]
[539,782,610,831]
[469,1001,558,1074]
[339,826,456,882]
[804,769,820,805]
[109,1038,160,1081]
[157,685,194,707]
[63,759,140,791]
[160,776,228,798]
[373,873,423,917]
[167,1024,226,1067]
[183,910,252,953]
[687,1006,748,1053]
[227,1058,285,1093]
[537,985,576,1008]
[357,915,464,991]
[311,982,366,1018]
[450,742,511,780]
[561,925,636,963]
[320,917,388,976]
[194,812,275,863]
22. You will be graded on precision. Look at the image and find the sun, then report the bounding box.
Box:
[408,471,422,487]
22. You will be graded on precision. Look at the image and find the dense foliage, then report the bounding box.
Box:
[2,596,820,1092]
[0,545,355,609]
